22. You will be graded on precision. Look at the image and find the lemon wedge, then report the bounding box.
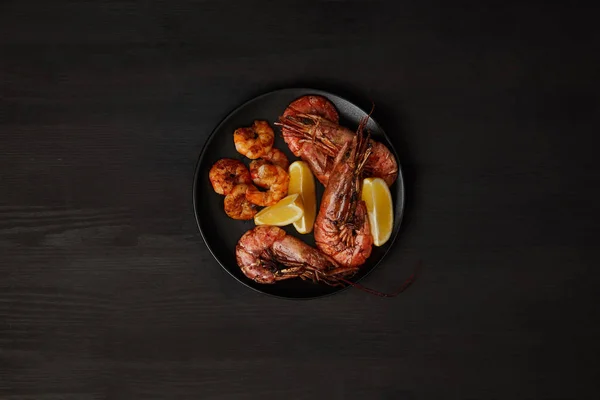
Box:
[361,177,394,246]
[288,161,317,234]
[254,193,304,226]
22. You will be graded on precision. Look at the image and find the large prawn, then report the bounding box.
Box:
[276,95,398,187]
[313,116,374,269]
[236,226,420,297]
[236,225,356,285]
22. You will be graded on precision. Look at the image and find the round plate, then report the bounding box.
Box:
[193,88,405,299]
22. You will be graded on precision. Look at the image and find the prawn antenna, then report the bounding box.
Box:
[339,260,422,298]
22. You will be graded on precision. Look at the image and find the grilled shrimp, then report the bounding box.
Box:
[262,147,289,169]
[224,183,258,220]
[236,226,356,285]
[246,160,289,206]
[234,120,274,159]
[209,158,252,195]
[276,96,398,186]
[313,117,374,269]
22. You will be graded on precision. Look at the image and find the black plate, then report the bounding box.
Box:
[193,88,405,299]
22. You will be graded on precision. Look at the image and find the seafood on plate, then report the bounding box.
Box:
[313,116,374,269]
[276,95,398,186]
[206,96,417,296]
[235,225,357,285]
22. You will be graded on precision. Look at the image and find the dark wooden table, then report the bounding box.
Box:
[2,1,599,399]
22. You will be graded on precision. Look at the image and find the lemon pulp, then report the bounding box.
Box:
[361,177,394,246]
[288,161,316,234]
[254,193,304,226]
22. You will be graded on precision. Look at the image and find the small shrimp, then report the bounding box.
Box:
[209,158,252,195]
[262,147,289,169]
[235,225,355,284]
[313,116,374,269]
[246,160,289,207]
[233,120,274,159]
[224,183,258,220]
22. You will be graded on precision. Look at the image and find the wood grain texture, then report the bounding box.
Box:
[1,1,599,399]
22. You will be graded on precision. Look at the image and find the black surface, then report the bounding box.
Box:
[194,88,405,299]
[2,1,600,399]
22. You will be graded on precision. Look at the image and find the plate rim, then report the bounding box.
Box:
[192,87,406,299]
